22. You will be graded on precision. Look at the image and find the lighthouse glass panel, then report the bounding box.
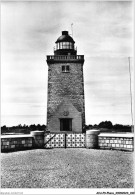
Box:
[57,43,60,50]
[56,42,74,50]
[62,42,70,49]
[70,42,74,49]
[60,43,62,49]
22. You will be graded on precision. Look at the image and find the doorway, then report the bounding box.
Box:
[60,119,72,131]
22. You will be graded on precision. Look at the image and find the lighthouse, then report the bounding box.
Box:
[46,31,85,133]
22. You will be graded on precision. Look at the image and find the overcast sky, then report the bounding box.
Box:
[1,1,134,126]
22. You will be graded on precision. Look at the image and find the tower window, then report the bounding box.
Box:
[62,65,70,72]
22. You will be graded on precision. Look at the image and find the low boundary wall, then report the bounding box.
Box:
[98,133,134,151]
[1,134,33,152]
[1,131,44,152]
[1,131,134,152]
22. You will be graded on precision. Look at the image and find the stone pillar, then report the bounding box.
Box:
[86,130,100,149]
[31,131,44,148]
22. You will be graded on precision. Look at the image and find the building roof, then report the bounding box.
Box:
[55,31,75,43]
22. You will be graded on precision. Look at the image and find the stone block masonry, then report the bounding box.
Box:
[48,100,82,133]
[98,133,134,151]
[1,131,44,152]
[1,134,33,152]
[47,62,85,132]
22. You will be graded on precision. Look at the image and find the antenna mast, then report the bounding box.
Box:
[128,57,134,132]
[71,23,73,38]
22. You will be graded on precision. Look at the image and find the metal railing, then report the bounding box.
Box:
[47,55,84,61]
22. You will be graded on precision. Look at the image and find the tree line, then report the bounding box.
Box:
[1,121,133,135]
[85,121,132,133]
[1,124,46,135]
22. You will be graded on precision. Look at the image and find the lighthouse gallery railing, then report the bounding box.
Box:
[47,55,84,61]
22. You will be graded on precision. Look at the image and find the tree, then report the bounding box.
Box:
[29,124,37,131]
[98,121,113,129]
[1,125,8,133]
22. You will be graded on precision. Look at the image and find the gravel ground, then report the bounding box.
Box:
[1,148,134,188]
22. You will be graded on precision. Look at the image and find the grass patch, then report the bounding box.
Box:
[1,148,134,188]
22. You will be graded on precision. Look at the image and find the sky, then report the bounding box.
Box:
[1,1,134,126]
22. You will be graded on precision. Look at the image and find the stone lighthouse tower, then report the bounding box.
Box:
[46,31,85,133]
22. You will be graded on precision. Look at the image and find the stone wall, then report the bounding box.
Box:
[47,62,85,132]
[98,133,134,151]
[1,135,33,152]
[1,131,45,152]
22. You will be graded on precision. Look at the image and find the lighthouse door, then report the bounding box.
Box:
[60,119,72,131]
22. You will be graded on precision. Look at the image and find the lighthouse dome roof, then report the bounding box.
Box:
[55,31,75,43]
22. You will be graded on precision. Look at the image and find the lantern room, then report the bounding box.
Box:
[54,31,77,55]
